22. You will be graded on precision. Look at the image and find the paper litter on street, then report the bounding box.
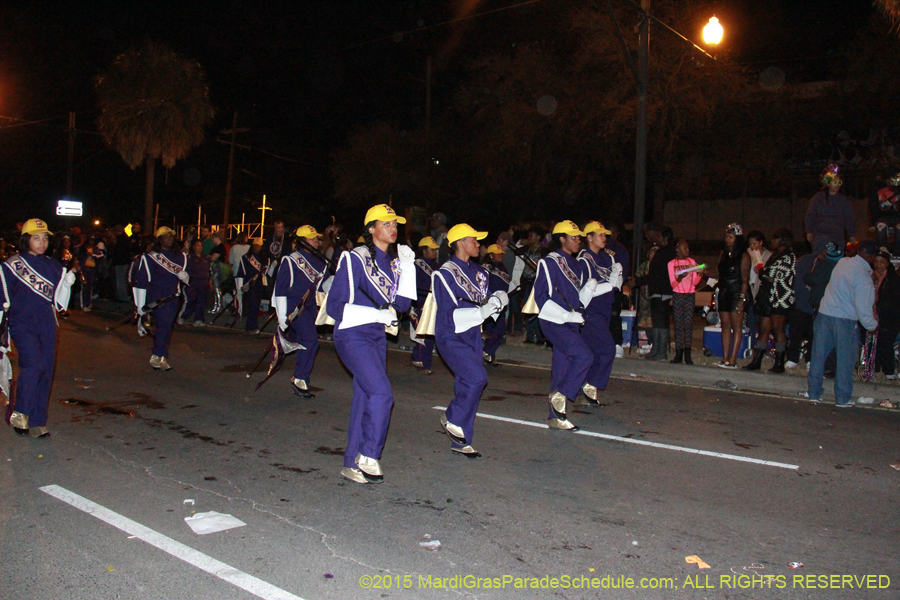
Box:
[184,511,246,535]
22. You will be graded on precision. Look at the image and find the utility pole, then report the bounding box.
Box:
[258,194,272,236]
[220,111,249,228]
[632,0,650,277]
[66,112,76,198]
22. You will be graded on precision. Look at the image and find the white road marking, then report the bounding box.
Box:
[39,485,305,600]
[432,407,799,470]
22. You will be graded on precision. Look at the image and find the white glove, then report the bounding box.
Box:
[610,262,623,289]
[63,271,76,287]
[133,288,147,316]
[274,296,289,331]
[177,270,190,284]
[539,298,583,325]
[453,307,484,332]
[492,290,509,309]
[566,310,585,325]
[375,308,397,326]
[235,277,245,292]
[593,282,614,297]
[579,278,598,306]
[397,244,415,264]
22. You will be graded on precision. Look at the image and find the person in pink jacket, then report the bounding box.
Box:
[667,239,702,364]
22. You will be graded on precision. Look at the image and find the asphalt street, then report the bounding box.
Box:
[1,311,898,600]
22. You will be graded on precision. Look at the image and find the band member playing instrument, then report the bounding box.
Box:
[433,224,508,458]
[273,226,327,398]
[576,221,620,404]
[1,219,76,437]
[326,205,416,484]
[132,227,189,371]
[533,221,604,431]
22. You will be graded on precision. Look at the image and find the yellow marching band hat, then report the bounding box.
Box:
[294,224,322,239]
[22,218,53,236]
[418,236,440,249]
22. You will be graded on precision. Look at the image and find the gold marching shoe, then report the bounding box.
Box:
[149,355,162,370]
[10,411,29,436]
[355,454,384,483]
[440,415,467,445]
[340,467,370,484]
[29,426,50,438]
[158,357,173,371]
[451,445,482,459]
[411,360,424,368]
[576,382,601,406]
[291,378,315,399]
[548,391,579,431]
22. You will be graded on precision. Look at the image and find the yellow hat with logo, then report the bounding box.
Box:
[552,220,585,236]
[583,221,611,235]
[22,218,53,236]
[364,204,406,225]
[447,223,488,244]
[486,244,505,255]
[155,226,175,238]
[418,236,440,249]
[295,225,322,239]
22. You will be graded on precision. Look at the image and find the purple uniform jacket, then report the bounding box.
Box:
[326,246,412,329]
[535,251,584,314]
[133,250,187,303]
[433,256,489,345]
[1,253,65,324]
[577,248,615,310]
[275,249,326,312]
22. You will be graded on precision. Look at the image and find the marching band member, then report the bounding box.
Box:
[577,221,620,405]
[273,225,326,398]
[326,204,416,484]
[410,237,440,374]
[433,224,508,458]
[132,227,189,371]
[234,239,266,334]
[482,244,512,365]
[533,220,600,431]
[1,219,75,437]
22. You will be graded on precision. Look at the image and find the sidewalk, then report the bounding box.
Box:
[89,299,900,409]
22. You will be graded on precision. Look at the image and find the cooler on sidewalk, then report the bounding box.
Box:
[703,326,752,358]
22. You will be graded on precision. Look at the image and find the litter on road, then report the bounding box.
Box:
[184,511,246,535]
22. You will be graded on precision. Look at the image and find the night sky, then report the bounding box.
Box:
[0,0,879,232]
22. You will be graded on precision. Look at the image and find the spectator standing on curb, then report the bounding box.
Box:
[744,228,796,373]
[872,250,900,379]
[785,249,817,369]
[804,242,877,407]
[716,224,747,369]
[742,230,771,345]
[804,163,856,254]
[667,239,701,365]
[229,231,250,275]
[632,224,676,361]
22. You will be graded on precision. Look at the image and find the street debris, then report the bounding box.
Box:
[183,499,195,505]
[685,555,710,569]
[879,400,895,408]
[324,573,334,579]
[857,397,875,405]
[890,464,900,471]
[420,534,441,551]
[184,511,246,535]
[714,380,739,390]
[788,562,804,569]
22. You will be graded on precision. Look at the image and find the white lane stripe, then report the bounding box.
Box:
[432,407,799,470]
[39,485,305,600]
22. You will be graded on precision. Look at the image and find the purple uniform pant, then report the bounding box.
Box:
[244,285,263,330]
[335,328,394,468]
[540,320,592,417]
[10,319,57,427]
[583,305,615,391]
[152,300,179,358]
[411,337,435,369]
[436,334,488,448]
[289,307,319,381]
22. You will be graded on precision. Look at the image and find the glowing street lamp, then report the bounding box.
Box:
[703,16,723,45]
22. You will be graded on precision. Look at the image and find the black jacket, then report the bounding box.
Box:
[876,268,900,332]
[803,257,838,312]
[635,244,677,296]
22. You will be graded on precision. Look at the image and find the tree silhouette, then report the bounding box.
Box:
[95,42,214,232]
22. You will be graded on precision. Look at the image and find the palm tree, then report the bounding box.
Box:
[876,0,900,25]
[95,42,214,232]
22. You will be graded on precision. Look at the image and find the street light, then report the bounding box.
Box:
[703,17,723,45]
[630,6,723,275]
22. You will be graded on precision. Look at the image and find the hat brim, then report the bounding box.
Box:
[23,228,53,236]
[557,229,585,237]
[419,242,440,249]
[585,227,611,235]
